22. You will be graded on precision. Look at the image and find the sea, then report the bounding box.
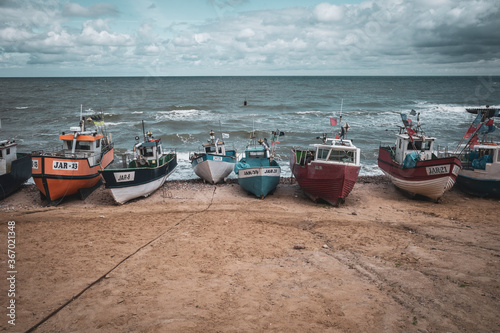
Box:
[1,76,499,180]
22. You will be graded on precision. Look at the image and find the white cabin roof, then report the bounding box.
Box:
[311,138,359,151]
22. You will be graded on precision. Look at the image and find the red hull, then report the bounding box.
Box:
[32,148,114,203]
[291,151,360,206]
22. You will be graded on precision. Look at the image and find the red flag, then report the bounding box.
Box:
[463,125,476,139]
[335,134,340,139]
[330,118,337,126]
[469,134,479,148]
[486,118,494,126]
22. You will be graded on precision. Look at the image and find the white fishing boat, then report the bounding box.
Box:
[189,130,237,184]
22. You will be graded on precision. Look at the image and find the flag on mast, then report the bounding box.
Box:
[330,118,337,126]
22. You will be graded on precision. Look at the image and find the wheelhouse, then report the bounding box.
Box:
[0,140,17,175]
[59,130,104,165]
[394,133,436,164]
[294,138,360,166]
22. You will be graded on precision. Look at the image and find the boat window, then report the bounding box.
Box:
[205,146,216,153]
[218,147,223,154]
[143,148,154,157]
[248,151,266,158]
[76,142,91,150]
[96,139,100,148]
[0,150,3,158]
[6,148,9,155]
[398,139,401,149]
[328,150,354,163]
[157,146,161,155]
[317,148,330,160]
[407,141,431,151]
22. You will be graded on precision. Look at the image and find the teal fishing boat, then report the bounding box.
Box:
[234,130,283,199]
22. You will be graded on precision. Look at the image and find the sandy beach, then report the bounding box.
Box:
[0,176,499,332]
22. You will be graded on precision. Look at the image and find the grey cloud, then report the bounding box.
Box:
[62,2,119,18]
[1,0,500,76]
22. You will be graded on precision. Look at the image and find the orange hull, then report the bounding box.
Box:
[32,148,114,203]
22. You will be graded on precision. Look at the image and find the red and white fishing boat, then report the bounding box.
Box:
[32,110,114,204]
[378,111,461,201]
[291,122,361,206]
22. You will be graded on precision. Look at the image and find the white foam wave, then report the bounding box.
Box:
[105,122,132,126]
[295,110,323,116]
[15,106,29,110]
[155,109,211,121]
[176,133,195,144]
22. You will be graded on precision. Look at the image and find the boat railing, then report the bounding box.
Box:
[379,142,396,159]
[32,146,64,156]
[32,146,97,159]
[435,144,455,158]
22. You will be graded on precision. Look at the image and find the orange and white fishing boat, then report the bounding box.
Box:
[32,111,113,204]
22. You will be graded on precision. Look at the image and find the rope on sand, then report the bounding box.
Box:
[25,186,218,332]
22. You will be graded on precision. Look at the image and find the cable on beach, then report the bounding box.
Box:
[25,185,218,332]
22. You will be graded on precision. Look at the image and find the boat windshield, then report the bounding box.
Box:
[317,148,355,163]
[407,140,432,151]
[65,140,91,151]
[248,151,266,158]
[141,147,154,157]
[328,150,354,163]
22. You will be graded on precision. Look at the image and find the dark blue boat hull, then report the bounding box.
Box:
[0,153,32,200]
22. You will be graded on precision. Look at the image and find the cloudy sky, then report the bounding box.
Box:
[1,0,499,77]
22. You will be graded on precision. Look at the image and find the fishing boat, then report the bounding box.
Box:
[290,120,361,206]
[0,127,32,200]
[31,110,114,204]
[454,106,499,197]
[234,130,283,199]
[378,111,461,201]
[189,130,237,184]
[99,126,177,204]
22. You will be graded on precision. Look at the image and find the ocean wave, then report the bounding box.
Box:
[104,121,134,126]
[294,110,323,116]
[155,109,213,121]
[15,106,29,110]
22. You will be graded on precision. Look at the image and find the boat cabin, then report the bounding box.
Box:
[134,139,162,167]
[394,133,436,164]
[203,140,227,155]
[462,143,500,171]
[295,138,361,166]
[245,146,269,159]
[0,140,17,175]
[59,129,104,165]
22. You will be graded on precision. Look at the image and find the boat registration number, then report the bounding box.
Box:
[426,165,449,175]
[32,160,39,170]
[213,156,222,161]
[52,160,78,170]
[114,171,135,182]
[239,167,280,178]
